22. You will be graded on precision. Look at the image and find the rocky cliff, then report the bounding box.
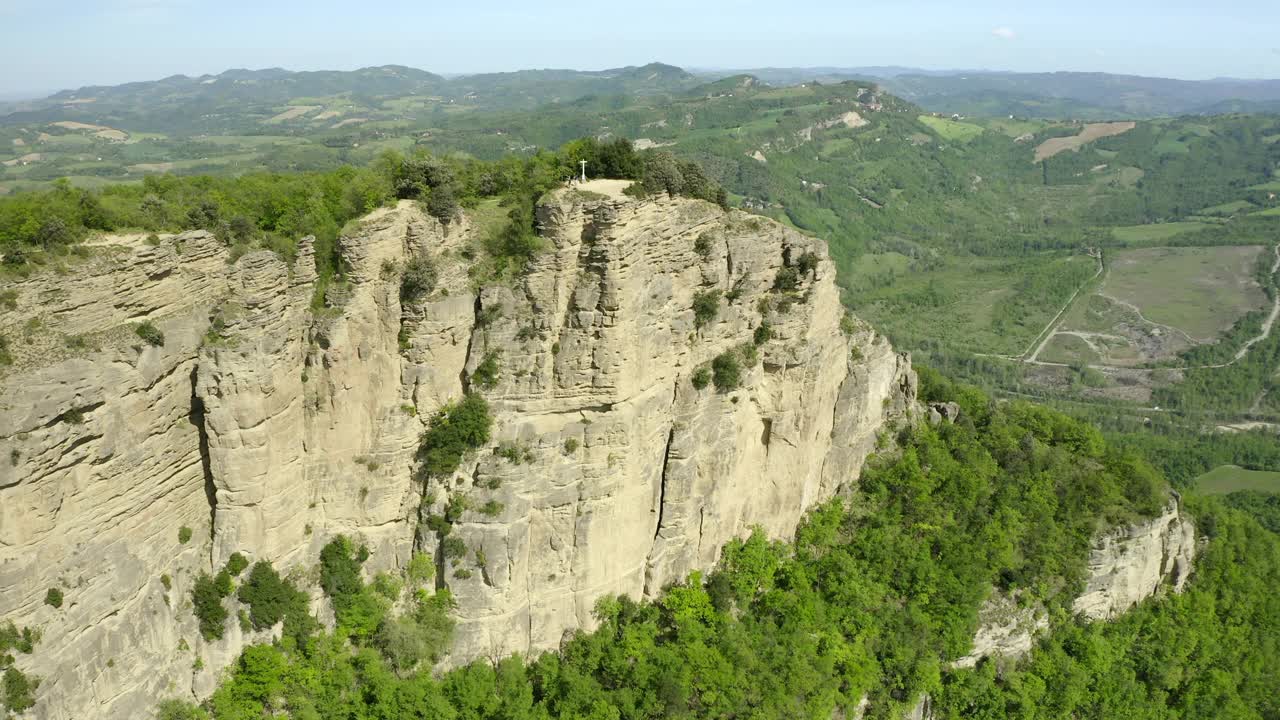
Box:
[890,498,1197,720]
[439,189,915,660]
[0,188,915,718]
[1072,499,1196,621]
[942,496,1197,688]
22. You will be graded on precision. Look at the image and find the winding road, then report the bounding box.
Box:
[1198,243,1280,369]
[1024,250,1105,363]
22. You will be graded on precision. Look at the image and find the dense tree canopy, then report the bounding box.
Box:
[0,138,727,292]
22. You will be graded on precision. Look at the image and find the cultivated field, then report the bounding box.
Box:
[1199,200,1258,217]
[1042,245,1269,365]
[917,115,985,143]
[1112,221,1210,243]
[1034,121,1136,161]
[1106,246,1267,341]
[1196,465,1280,495]
[51,120,128,141]
[853,254,1096,356]
[267,105,321,123]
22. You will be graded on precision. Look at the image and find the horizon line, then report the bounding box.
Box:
[8,60,1280,101]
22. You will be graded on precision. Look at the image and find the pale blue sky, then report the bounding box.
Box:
[3,0,1278,95]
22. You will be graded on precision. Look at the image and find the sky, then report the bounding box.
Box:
[2,0,1279,96]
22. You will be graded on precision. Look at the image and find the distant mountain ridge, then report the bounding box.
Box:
[43,65,446,104]
[0,62,700,132]
[4,61,1280,135]
[704,67,1280,118]
[21,62,693,110]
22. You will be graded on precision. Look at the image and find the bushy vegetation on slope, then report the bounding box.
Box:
[0,137,725,288]
[0,623,40,714]
[935,494,1280,719]
[416,393,493,480]
[154,374,1222,720]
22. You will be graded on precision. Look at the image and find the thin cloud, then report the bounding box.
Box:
[113,0,192,21]
[992,27,1017,40]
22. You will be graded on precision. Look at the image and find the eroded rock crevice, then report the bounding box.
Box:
[188,367,218,558]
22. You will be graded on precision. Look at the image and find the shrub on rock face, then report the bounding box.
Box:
[44,588,63,609]
[691,366,711,390]
[154,699,208,720]
[470,351,501,390]
[796,251,819,276]
[754,322,773,345]
[237,561,307,632]
[135,321,164,347]
[319,536,386,641]
[441,537,467,560]
[399,253,438,303]
[2,667,39,714]
[694,232,714,258]
[712,352,742,392]
[417,394,492,479]
[692,290,721,329]
[213,570,234,600]
[773,267,800,292]
[407,553,435,586]
[191,573,229,641]
[178,526,193,544]
[373,588,456,673]
[225,552,249,577]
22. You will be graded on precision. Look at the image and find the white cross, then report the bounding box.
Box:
[579,160,587,182]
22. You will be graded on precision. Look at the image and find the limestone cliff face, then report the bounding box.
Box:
[0,191,913,718]
[1072,499,1196,621]
[436,191,914,661]
[194,203,468,574]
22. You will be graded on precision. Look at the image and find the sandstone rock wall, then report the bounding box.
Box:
[951,498,1196,677]
[0,232,256,719]
[952,591,1048,670]
[1072,499,1196,621]
[0,192,914,718]
[194,204,469,574]
[436,192,914,662]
